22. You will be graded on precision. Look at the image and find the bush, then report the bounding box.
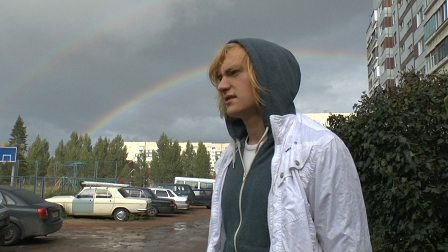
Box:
[327,71,448,251]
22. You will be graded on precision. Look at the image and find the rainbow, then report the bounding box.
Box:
[0,0,175,110]
[85,48,366,136]
[86,65,208,136]
[0,0,367,136]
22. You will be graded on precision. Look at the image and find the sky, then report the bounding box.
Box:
[0,0,373,155]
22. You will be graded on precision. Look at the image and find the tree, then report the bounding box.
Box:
[53,140,65,176]
[150,133,182,183]
[64,132,80,161]
[105,134,127,180]
[193,142,211,178]
[8,116,28,184]
[27,135,50,177]
[133,152,149,187]
[93,136,109,179]
[181,141,196,177]
[327,71,448,251]
[170,140,183,176]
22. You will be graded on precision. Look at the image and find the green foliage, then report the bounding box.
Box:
[150,133,183,183]
[104,134,127,179]
[181,140,196,177]
[133,152,149,187]
[5,116,28,178]
[193,142,211,178]
[327,71,448,251]
[27,135,51,176]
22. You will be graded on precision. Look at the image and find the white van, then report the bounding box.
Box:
[174,177,215,189]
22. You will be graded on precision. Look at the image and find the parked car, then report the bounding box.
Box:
[192,189,212,209]
[45,186,152,221]
[149,188,190,210]
[0,204,11,245]
[0,185,63,246]
[122,186,176,216]
[152,183,195,204]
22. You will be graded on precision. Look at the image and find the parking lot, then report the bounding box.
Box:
[2,206,210,252]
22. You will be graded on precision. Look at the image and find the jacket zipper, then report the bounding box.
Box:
[233,128,269,251]
[233,171,247,252]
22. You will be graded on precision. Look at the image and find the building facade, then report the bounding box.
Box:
[367,0,448,95]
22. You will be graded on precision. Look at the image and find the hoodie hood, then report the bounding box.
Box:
[225,38,301,140]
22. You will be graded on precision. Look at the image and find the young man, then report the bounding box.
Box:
[207,38,372,252]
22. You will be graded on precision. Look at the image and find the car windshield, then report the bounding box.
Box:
[14,188,46,204]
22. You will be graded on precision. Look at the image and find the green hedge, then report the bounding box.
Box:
[327,71,448,251]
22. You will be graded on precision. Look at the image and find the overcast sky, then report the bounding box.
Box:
[0,1,373,155]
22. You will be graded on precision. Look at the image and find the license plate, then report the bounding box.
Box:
[52,211,59,218]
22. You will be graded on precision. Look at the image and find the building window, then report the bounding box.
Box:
[426,36,448,71]
[418,38,425,55]
[416,8,424,27]
[408,43,414,53]
[424,1,448,41]
[394,53,398,67]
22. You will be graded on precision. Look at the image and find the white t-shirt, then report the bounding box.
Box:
[243,138,264,174]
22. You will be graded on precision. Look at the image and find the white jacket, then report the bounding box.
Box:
[207,113,372,252]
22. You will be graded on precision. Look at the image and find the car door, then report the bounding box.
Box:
[193,190,205,205]
[72,188,95,214]
[93,188,115,215]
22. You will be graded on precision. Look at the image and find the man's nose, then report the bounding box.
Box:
[217,77,230,92]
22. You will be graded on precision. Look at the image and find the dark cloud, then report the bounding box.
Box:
[0,0,372,154]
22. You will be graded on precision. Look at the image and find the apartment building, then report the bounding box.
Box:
[124,141,229,171]
[367,0,448,95]
[425,0,448,73]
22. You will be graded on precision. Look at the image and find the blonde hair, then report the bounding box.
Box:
[208,43,265,119]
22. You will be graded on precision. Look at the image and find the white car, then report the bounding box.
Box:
[149,188,190,210]
[46,186,152,221]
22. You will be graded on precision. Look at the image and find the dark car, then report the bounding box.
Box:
[0,204,11,245]
[153,183,196,204]
[0,185,63,246]
[192,189,212,209]
[123,187,176,216]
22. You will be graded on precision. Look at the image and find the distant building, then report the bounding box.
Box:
[366,0,448,95]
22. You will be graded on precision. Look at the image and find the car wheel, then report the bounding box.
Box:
[113,208,129,221]
[146,206,158,217]
[4,223,21,246]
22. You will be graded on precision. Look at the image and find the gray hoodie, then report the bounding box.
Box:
[220,38,301,252]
